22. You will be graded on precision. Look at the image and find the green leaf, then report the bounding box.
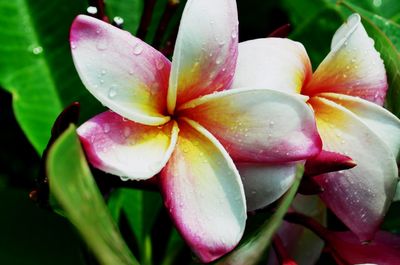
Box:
[215,165,304,265]
[46,124,138,265]
[339,1,400,117]
[0,0,101,154]
[107,188,162,264]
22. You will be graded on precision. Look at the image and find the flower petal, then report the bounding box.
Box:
[70,15,171,125]
[328,231,400,265]
[167,0,238,113]
[238,162,298,211]
[179,89,322,162]
[231,38,312,94]
[159,118,246,263]
[77,111,178,180]
[309,96,398,241]
[320,93,400,158]
[303,14,387,105]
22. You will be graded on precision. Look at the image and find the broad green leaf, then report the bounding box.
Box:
[281,0,344,66]
[108,188,162,264]
[342,0,400,23]
[0,0,101,154]
[290,8,343,67]
[105,0,143,34]
[215,165,304,265]
[47,125,138,265]
[339,2,400,117]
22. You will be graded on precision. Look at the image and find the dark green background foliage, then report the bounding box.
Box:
[0,0,399,264]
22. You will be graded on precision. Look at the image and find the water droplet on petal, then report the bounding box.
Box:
[103,123,111,133]
[71,42,77,49]
[133,43,144,55]
[108,85,117,98]
[156,59,164,70]
[231,29,237,39]
[123,127,131,138]
[120,175,130,181]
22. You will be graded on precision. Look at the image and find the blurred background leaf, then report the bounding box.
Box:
[0,0,102,154]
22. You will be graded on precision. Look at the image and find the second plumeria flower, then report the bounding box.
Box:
[70,0,321,262]
[232,13,400,242]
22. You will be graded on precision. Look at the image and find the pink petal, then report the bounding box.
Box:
[179,89,321,163]
[309,96,398,241]
[328,231,400,265]
[77,111,178,180]
[167,0,238,113]
[232,38,312,94]
[70,15,171,125]
[303,14,387,105]
[159,118,246,263]
[320,93,400,158]
[238,162,298,211]
[304,150,356,177]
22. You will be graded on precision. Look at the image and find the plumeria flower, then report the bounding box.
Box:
[232,13,400,241]
[69,0,321,262]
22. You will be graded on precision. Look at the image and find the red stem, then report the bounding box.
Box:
[284,212,330,242]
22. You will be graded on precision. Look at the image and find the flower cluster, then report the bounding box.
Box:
[70,0,400,263]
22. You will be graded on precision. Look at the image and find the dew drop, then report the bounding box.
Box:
[103,123,111,133]
[342,73,347,78]
[108,85,117,98]
[215,58,222,65]
[113,16,124,27]
[133,43,144,55]
[32,46,43,55]
[71,42,77,49]
[120,175,130,181]
[231,29,237,39]
[101,69,107,75]
[87,6,98,15]
[123,127,131,138]
[156,59,165,70]
[269,121,275,126]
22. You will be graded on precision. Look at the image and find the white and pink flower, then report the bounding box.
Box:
[69,0,321,262]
